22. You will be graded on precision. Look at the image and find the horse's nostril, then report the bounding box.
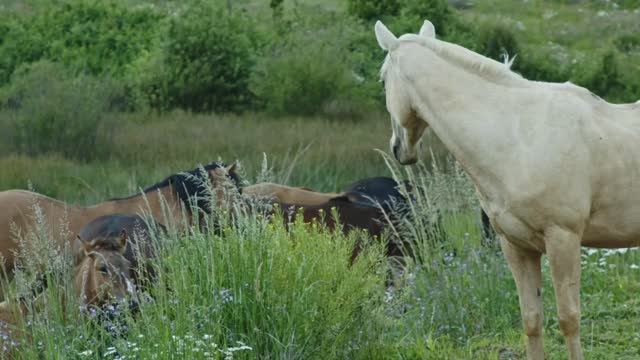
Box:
[392,142,400,160]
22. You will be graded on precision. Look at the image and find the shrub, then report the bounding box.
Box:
[401,0,452,35]
[476,23,520,62]
[614,33,640,53]
[0,61,117,161]
[474,23,573,84]
[347,0,401,21]
[251,28,367,117]
[161,2,256,112]
[0,1,163,86]
[574,50,632,102]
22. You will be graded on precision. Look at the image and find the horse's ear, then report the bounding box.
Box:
[419,20,436,39]
[225,161,238,174]
[375,21,399,51]
[75,235,92,258]
[118,229,128,254]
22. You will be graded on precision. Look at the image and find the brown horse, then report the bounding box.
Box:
[243,182,343,206]
[0,162,240,284]
[0,231,135,357]
[76,214,166,288]
[246,177,415,259]
[74,227,134,307]
[276,196,393,261]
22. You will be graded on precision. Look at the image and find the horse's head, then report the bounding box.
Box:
[171,161,243,214]
[74,230,133,307]
[375,20,436,165]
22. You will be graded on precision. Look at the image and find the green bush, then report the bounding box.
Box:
[614,33,640,53]
[0,61,117,161]
[474,23,573,84]
[347,0,401,21]
[574,50,634,103]
[161,2,257,112]
[251,29,367,117]
[0,1,163,86]
[476,23,520,62]
[401,0,452,35]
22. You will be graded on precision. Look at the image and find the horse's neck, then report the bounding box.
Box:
[83,187,184,230]
[406,48,529,196]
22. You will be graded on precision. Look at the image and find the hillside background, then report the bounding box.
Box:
[1,0,639,202]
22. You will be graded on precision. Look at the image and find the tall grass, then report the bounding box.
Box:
[2,151,640,358]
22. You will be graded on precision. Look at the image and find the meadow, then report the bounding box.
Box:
[1,0,640,359]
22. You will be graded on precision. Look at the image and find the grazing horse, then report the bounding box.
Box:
[343,176,413,210]
[375,19,640,359]
[245,177,417,259]
[0,230,134,356]
[244,177,411,209]
[74,227,134,307]
[0,162,240,283]
[76,214,166,289]
[243,183,343,206]
[277,196,392,261]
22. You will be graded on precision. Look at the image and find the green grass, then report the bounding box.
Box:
[3,147,640,358]
[1,0,640,358]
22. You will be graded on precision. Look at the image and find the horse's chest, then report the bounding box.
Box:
[490,209,546,252]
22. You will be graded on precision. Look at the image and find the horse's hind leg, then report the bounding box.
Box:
[545,226,583,360]
[500,236,544,360]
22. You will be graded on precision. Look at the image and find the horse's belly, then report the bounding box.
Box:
[583,210,640,248]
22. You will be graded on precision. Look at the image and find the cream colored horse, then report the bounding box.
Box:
[375,19,640,360]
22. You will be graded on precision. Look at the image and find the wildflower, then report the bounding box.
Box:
[104,347,118,356]
[78,350,93,357]
[584,249,598,256]
[631,264,640,269]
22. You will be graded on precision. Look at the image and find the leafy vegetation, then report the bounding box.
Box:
[0,0,640,358]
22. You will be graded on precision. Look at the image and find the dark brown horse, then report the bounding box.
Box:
[276,195,391,261]
[255,177,416,260]
[0,162,240,287]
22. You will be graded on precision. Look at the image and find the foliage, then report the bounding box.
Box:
[0,1,162,86]
[476,23,520,62]
[160,1,257,112]
[574,50,634,103]
[614,33,640,53]
[347,0,401,21]
[0,61,117,161]
[250,35,360,117]
[401,0,453,35]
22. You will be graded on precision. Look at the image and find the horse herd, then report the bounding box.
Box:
[0,160,458,346]
[6,15,629,359]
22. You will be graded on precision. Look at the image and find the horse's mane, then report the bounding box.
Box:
[382,33,528,88]
[110,162,242,213]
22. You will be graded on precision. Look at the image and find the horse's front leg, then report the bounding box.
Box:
[545,226,583,360]
[499,236,544,360]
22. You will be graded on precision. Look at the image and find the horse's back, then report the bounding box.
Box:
[244,182,342,206]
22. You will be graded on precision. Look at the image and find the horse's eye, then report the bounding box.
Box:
[98,265,109,274]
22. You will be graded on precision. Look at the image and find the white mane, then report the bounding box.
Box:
[384,33,529,88]
[380,33,637,105]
